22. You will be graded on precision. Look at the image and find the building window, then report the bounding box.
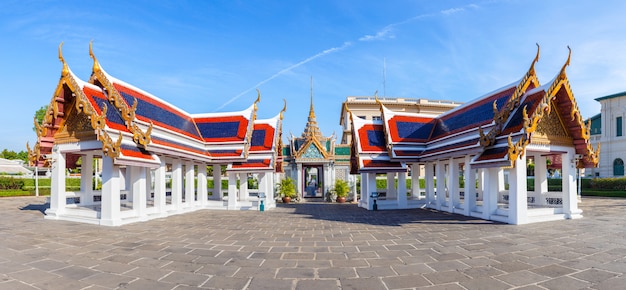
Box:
[617,116,623,137]
[372,116,382,121]
[614,158,624,176]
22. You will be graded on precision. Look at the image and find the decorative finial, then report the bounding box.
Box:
[89,40,101,72]
[58,42,69,77]
[254,89,261,111]
[343,102,351,114]
[559,45,572,78]
[530,43,540,72]
[280,99,287,120]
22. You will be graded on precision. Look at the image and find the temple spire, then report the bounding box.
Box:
[302,76,322,139]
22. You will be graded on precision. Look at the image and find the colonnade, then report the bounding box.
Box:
[359,147,582,224]
[45,143,276,226]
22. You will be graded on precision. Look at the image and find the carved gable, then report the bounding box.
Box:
[54,106,96,144]
[531,101,572,146]
[302,143,324,159]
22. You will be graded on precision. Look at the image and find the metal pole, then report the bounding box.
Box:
[35,163,39,197]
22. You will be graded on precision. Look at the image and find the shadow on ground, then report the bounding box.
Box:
[281,202,500,227]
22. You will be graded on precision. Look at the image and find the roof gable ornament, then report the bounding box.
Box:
[88,41,152,147]
[480,44,541,147]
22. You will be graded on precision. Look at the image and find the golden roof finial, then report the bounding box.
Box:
[530,43,540,72]
[58,42,69,77]
[254,88,261,111]
[280,99,287,120]
[89,40,101,73]
[559,45,572,79]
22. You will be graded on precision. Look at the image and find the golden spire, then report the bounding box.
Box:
[302,76,322,139]
[58,42,69,77]
[89,40,101,73]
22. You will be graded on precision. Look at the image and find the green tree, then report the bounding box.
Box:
[0,149,28,162]
[33,105,47,132]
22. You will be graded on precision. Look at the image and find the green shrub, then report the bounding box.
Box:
[589,178,626,190]
[0,177,25,190]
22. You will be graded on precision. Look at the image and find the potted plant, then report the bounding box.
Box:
[277,177,297,203]
[333,179,350,203]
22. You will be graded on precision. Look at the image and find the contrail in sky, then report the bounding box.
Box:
[215,42,352,111]
[216,2,479,111]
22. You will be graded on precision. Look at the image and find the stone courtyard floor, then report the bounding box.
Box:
[1,196,626,290]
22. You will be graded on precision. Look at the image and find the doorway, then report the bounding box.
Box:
[303,165,323,197]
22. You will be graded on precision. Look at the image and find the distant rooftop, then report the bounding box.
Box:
[345,96,463,106]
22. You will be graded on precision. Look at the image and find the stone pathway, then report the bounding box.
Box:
[1,196,626,289]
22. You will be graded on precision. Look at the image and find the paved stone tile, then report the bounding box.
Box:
[339,277,386,290]
[538,276,591,290]
[383,274,432,288]
[296,279,340,290]
[203,276,250,289]
[5,196,626,289]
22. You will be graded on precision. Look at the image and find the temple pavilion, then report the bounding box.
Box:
[348,46,599,224]
[281,85,353,201]
[28,43,284,226]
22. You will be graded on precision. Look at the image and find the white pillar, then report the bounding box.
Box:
[463,155,476,216]
[46,146,66,217]
[535,155,548,206]
[448,158,459,213]
[198,164,207,207]
[80,154,94,206]
[227,172,238,209]
[131,166,147,218]
[213,165,222,200]
[410,164,421,199]
[386,172,396,199]
[477,169,484,201]
[367,172,377,210]
[154,160,166,213]
[562,151,582,219]
[398,171,407,208]
[509,156,528,224]
[482,167,499,221]
[184,161,195,208]
[171,160,183,209]
[296,163,303,200]
[360,172,369,208]
[146,167,153,204]
[435,160,446,210]
[100,156,121,226]
[425,162,435,207]
[240,173,249,202]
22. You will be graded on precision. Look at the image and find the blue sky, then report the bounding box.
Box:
[1,0,625,152]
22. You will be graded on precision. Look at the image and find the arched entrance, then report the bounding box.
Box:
[303,165,323,197]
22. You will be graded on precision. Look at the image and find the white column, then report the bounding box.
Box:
[562,151,582,219]
[425,162,435,207]
[131,166,147,218]
[146,167,153,204]
[463,155,476,216]
[360,172,369,209]
[535,155,548,206]
[498,168,506,193]
[46,146,67,217]
[296,163,303,200]
[184,161,195,208]
[154,160,166,213]
[509,156,528,224]
[240,173,249,202]
[482,167,499,220]
[171,160,183,209]
[386,173,396,199]
[435,160,446,210]
[227,172,238,209]
[398,171,407,208]
[100,156,121,226]
[367,172,377,210]
[448,158,459,213]
[410,164,421,199]
[477,169,484,201]
[80,154,94,206]
[213,165,222,200]
[198,164,207,207]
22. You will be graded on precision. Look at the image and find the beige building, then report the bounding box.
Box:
[339,96,462,144]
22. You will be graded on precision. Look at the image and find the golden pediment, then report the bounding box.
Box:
[531,101,573,146]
